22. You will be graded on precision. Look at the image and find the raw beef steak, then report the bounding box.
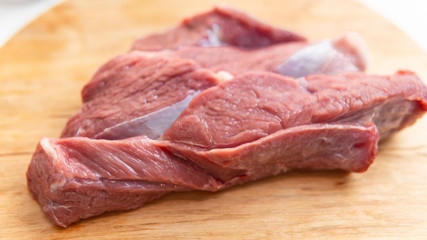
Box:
[131,6,306,50]
[28,71,427,227]
[26,7,427,228]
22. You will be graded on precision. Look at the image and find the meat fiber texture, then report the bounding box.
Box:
[27,6,427,228]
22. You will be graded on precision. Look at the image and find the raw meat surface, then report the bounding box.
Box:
[28,71,427,227]
[62,6,368,140]
[163,71,427,149]
[28,123,378,227]
[62,33,367,140]
[26,6,427,229]
[131,6,306,51]
[27,136,220,227]
[161,123,379,183]
[61,52,218,139]
[172,32,367,77]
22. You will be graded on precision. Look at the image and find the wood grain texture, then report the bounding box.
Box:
[1,0,427,239]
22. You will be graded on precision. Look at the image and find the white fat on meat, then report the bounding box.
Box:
[216,70,234,82]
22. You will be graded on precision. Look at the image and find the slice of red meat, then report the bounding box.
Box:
[131,6,306,51]
[162,71,427,149]
[61,5,368,141]
[172,32,367,77]
[27,70,427,227]
[27,136,221,228]
[27,122,378,227]
[62,33,368,140]
[61,52,218,139]
[161,123,379,183]
[163,72,315,148]
[26,6,427,230]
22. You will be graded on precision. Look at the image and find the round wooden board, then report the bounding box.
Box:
[1,0,426,239]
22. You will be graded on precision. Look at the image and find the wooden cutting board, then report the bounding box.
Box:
[1,0,426,239]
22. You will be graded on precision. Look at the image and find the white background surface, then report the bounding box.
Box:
[0,0,426,53]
